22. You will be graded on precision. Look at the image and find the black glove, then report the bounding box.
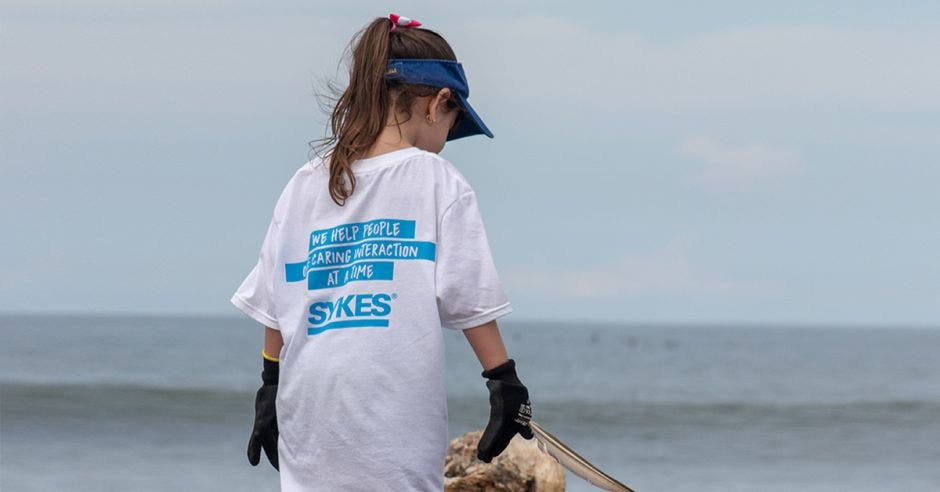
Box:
[477,358,534,463]
[247,354,279,471]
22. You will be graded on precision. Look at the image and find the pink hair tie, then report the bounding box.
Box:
[389,13,422,32]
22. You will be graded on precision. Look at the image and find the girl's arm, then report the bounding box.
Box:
[462,320,510,371]
[264,326,283,359]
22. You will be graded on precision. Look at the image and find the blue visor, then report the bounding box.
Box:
[385,58,493,141]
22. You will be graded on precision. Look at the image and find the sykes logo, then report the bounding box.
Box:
[307,293,396,336]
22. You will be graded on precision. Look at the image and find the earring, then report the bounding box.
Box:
[426,114,435,124]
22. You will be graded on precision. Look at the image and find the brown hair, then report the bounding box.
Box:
[309,17,463,206]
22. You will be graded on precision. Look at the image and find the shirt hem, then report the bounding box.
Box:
[444,302,513,331]
[230,294,280,330]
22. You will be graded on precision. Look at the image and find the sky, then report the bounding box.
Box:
[2,1,939,326]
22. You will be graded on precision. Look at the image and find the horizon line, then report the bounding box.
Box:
[0,310,937,330]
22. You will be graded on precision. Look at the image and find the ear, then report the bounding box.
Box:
[426,88,452,121]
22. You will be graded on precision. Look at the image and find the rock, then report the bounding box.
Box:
[444,430,566,491]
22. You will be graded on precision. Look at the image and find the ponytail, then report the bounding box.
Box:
[309,16,460,206]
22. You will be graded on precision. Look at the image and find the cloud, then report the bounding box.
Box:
[676,135,803,188]
[6,10,939,117]
[0,10,352,114]
[454,17,940,112]
[502,231,777,301]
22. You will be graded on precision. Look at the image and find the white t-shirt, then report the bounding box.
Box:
[231,146,512,491]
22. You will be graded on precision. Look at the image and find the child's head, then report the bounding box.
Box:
[311,15,490,206]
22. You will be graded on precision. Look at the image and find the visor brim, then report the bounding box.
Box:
[447,93,494,141]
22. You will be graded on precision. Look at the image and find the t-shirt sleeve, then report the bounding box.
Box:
[435,191,513,330]
[230,217,281,330]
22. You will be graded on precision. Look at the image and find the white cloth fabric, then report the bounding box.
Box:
[231,146,512,491]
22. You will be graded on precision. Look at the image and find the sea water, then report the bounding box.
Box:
[1,315,939,491]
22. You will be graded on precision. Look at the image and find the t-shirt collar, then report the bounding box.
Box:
[351,146,423,173]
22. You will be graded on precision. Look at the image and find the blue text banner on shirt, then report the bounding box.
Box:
[284,218,435,291]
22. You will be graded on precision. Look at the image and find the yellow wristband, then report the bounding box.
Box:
[262,349,280,362]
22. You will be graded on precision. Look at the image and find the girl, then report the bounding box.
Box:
[231,13,534,491]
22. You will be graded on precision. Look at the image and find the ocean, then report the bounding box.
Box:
[1,314,939,491]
